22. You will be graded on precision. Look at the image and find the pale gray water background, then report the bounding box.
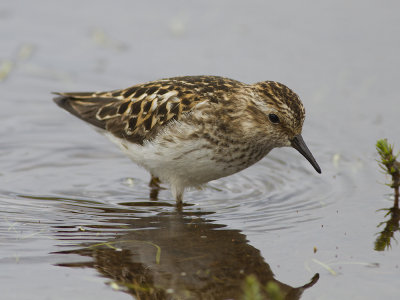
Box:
[1,0,400,299]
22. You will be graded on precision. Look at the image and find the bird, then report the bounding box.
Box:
[53,75,321,206]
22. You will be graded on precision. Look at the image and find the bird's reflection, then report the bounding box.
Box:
[54,207,318,299]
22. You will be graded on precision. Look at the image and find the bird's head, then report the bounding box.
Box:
[250,81,321,174]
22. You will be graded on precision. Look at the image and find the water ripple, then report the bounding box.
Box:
[0,136,355,235]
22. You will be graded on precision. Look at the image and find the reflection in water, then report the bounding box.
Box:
[375,205,400,251]
[54,209,318,299]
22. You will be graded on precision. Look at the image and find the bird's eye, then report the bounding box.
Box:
[268,113,280,124]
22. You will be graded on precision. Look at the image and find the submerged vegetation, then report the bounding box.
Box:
[375,139,400,251]
[242,275,284,300]
[241,273,319,300]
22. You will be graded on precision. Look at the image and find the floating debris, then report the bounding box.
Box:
[91,28,128,51]
[332,153,341,168]
[0,60,13,81]
[169,16,186,37]
[312,258,337,275]
[0,44,35,82]
[123,177,136,187]
[17,44,35,61]
[109,281,121,291]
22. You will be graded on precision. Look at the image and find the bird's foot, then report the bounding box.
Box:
[149,176,162,188]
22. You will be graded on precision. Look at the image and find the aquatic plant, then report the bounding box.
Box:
[242,275,263,300]
[375,139,400,251]
[376,139,399,208]
[241,275,284,300]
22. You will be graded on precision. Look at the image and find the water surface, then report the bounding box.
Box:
[1,1,400,299]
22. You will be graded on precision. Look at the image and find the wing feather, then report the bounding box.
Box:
[53,76,244,144]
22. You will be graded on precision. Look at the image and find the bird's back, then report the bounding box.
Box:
[54,76,244,145]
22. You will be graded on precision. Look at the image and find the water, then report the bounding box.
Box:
[1,1,400,299]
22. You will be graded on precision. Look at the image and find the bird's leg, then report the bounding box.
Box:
[171,184,184,209]
[149,175,161,200]
[175,193,183,211]
[149,175,161,188]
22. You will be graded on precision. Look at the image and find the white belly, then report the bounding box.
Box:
[103,131,230,189]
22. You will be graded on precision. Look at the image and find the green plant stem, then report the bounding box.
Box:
[376,139,400,208]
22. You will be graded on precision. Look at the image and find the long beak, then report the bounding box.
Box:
[290,135,321,174]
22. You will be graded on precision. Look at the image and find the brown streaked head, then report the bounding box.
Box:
[252,81,321,174]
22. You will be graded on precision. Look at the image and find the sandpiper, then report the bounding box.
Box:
[54,75,321,205]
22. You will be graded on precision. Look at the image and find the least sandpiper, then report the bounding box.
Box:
[54,76,321,205]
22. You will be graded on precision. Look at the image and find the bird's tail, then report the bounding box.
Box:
[53,92,118,130]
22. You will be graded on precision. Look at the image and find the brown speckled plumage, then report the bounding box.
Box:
[54,75,321,205]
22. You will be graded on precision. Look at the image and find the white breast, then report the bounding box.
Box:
[103,124,230,189]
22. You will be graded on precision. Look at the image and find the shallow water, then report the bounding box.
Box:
[1,1,400,299]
